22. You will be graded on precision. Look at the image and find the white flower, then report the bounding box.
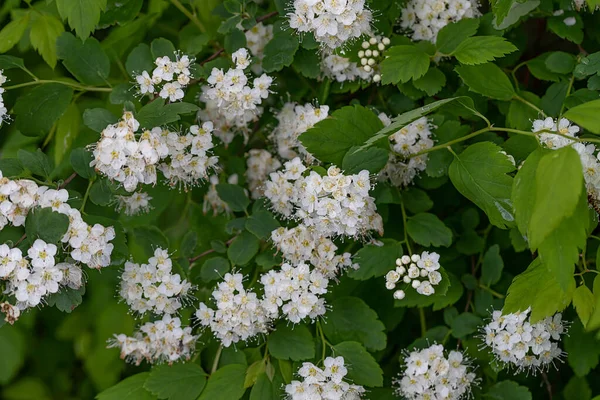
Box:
[245,149,282,199]
[245,22,274,74]
[115,192,153,216]
[0,70,9,126]
[385,251,443,297]
[28,240,57,269]
[134,52,193,98]
[159,82,184,102]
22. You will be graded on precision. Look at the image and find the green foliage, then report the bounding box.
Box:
[380,45,430,84]
[268,323,315,361]
[144,364,207,400]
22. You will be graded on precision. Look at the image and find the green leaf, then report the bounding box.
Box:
[268,323,315,361]
[565,320,600,377]
[14,84,73,137]
[323,297,387,351]
[46,285,86,313]
[299,105,384,165]
[126,43,154,77]
[453,36,517,65]
[54,103,81,166]
[0,326,25,385]
[347,239,404,280]
[395,268,451,307]
[406,213,453,247]
[503,258,575,323]
[224,29,247,56]
[245,211,279,239]
[433,272,464,311]
[563,100,600,134]
[0,12,30,53]
[25,207,70,244]
[144,364,207,400]
[70,148,96,179]
[180,231,197,258]
[17,149,52,178]
[481,245,504,286]
[249,373,279,400]
[0,55,26,71]
[507,92,541,131]
[332,342,383,387]
[541,81,568,117]
[380,45,430,85]
[100,0,143,26]
[293,48,320,79]
[244,360,266,389]
[450,312,483,338]
[455,63,515,100]
[96,372,155,400]
[403,188,433,213]
[56,0,107,40]
[262,29,299,73]
[29,13,65,68]
[136,99,199,129]
[83,108,118,132]
[56,33,110,85]
[493,0,540,30]
[227,231,259,265]
[90,178,113,206]
[449,142,515,229]
[484,380,532,400]
[216,184,250,212]
[132,226,169,258]
[198,364,246,400]
[0,159,24,177]
[548,13,583,44]
[200,257,230,282]
[150,37,176,59]
[573,285,595,328]
[574,52,600,78]
[527,53,562,82]
[563,376,592,400]
[545,51,576,74]
[342,146,389,174]
[412,68,446,96]
[435,18,480,55]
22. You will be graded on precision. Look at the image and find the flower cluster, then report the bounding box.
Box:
[196,272,271,347]
[400,0,480,42]
[533,117,579,150]
[271,102,329,162]
[321,52,371,83]
[573,143,600,212]
[114,192,153,216]
[261,261,328,323]
[0,70,7,125]
[264,158,383,238]
[109,315,196,365]
[385,252,443,299]
[245,22,274,74]
[246,149,282,199]
[134,53,193,102]
[378,114,434,187]
[482,309,567,374]
[285,357,365,399]
[91,112,218,192]
[356,36,390,83]
[199,48,273,144]
[119,248,192,316]
[394,344,477,400]
[287,0,373,49]
[203,174,239,216]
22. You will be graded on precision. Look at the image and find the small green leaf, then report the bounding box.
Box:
[332,341,383,387]
[563,376,592,400]
[455,63,515,100]
[0,12,30,53]
[227,231,259,265]
[545,51,576,74]
[484,380,532,400]
[342,147,389,174]
[216,184,250,212]
[25,207,70,244]
[347,240,404,280]
[262,29,299,73]
[29,13,65,68]
[150,37,176,59]
[56,0,107,40]
[96,372,155,400]
[180,231,198,258]
[406,213,453,247]
[573,285,595,328]
[70,148,96,179]
[450,312,483,338]
[565,320,600,377]
[268,323,315,361]
[136,99,199,129]
[245,211,279,239]
[412,67,446,96]
[200,257,230,282]
[14,84,73,137]
[436,18,480,55]
[126,43,154,77]
[563,100,600,134]
[17,149,53,178]
[453,36,517,65]
[380,45,430,85]
[57,33,110,85]
[198,364,246,400]
[83,108,118,132]
[46,286,86,313]
[89,178,112,206]
[144,363,207,400]
[481,245,504,286]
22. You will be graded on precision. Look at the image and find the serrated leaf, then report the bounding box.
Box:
[347,240,403,280]
[30,13,64,68]
[70,148,96,179]
[136,99,199,128]
[332,342,383,387]
[198,364,246,400]
[96,373,155,400]
[14,84,73,137]
[24,207,69,244]
[412,67,446,96]
[216,184,249,212]
[453,36,517,65]
[0,12,30,53]
[268,323,315,361]
[245,211,279,239]
[563,100,600,134]
[83,108,118,132]
[380,45,430,85]
[17,149,52,178]
[46,286,86,313]
[450,312,483,338]
[144,363,207,400]
[573,285,595,328]
[262,29,299,73]
[436,18,480,55]
[342,146,389,174]
[455,63,515,100]
[57,33,110,85]
[406,213,453,247]
[56,0,107,40]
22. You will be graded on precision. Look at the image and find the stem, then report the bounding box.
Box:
[42,122,57,149]
[479,284,505,299]
[317,321,329,361]
[511,61,527,89]
[418,308,427,336]
[211,345,223,374]
[559,75,575,117]
[80,179,94,212]
[514,95,546,117]
[4,79,112,92]
[59,172,77,189]
[409,126,492,159]
[189,236,237,265]
[169,0,206,32]
[400,199,412,254]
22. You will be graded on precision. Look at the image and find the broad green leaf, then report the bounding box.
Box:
[25,207,70,244]
[563,376,592,400]
[56,0,107,40]
[198,364,246,400]
[126,43,154,77]
[90,178,113,206]
[545,51,576,74]
[216,184,250,212]
[342,146,389,174]
[46,285,86,312]
[53,103,81,166]
[565,320,600,377]
[541,81,569,117]
[136,99,199,128]
[200,257,230,282]
[0,12,30,53]
[100,0,143,26]
[493,0,540,30]
[70,148,96,179]
[403,188,433,213]
[449,142,515,229]
[484,380,532,400]
[512,148,546,236]
[507,92,541,131]
[453,36,517,65]
[564,100,600,134]
[0,326,25,385]
[527,53,562,82]
[481,244,504,286]
[450,312,483,338]
[406,213,453,247]
[249,373,279,400]
[245,210,279,239]
[300,105,384,165]
[144,364,207,400]
[268,323,315,361]
[0,159,24,177]
[432,272,464,311]
[29,13,65,68]
[347,239,404,280]
[132,226,169,258]
[57,33,110,85]
[14,84,73,137]
[332,342,383,387]
[574,52,600,77]
[455,63,515,100]
[435,18,480,55]
[573,285,595,328]
[380,45,430,84]
[96,372,155,400]
[83,108,118,132]
[503,258,575,323]
[262,29,299,73]
[548,13,583,45]
[413,67,446,96]
[150,37,176,59]
[0,55,26,71]
[17,149,52,178]
[322,297,387,351]
[227,231,259,265]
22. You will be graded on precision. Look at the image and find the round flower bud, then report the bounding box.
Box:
[358,50,365,58]
[369,37,377,45]
[363,65,372,72]
[420,269,429,277]
[373,74,381,83]
[411,254,420,262]
[365,49,372,57]
[362,41,369,49]
[401,255,411,264]
[396,258,403,266]
[361,58,368,66]
[385,281,396,290]
[393,290,405,300]
[367,58,376,66]
[378,43,385,51]
[411,279,421,289]
[396,266,406,275]
[372,50,380,57]
[403,275,411,283]
[382,37,390,45]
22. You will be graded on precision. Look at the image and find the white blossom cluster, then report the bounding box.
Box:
[134,53,193,102]
[394,344,477,400]
[285,357,366,399]
[287,0,373,49]
[573,143,600,212]
[400,0,480,42]
[271,225,355,278]
[271,102,329,162]
[0,70,7,125]
[202,174,239,216]
[482,308,567,374]
[378,114,434,187]
[533,117,579,150]
[196,272,271,347]
[385,252,443,299]
[246,149,282,199]
[261,261,328,323]
[119,248,192,316]
[91,112,218,192]
[245,22,274,74]
[321,52,371,83]
[114,192,153,216]
[264,158,383,238]
[356,36,390,83]
[198,48,273,145]
[109,314,196,365]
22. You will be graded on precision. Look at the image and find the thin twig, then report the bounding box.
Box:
[541,371,553,399]
[189,236,237,265]
[59,172,78,189]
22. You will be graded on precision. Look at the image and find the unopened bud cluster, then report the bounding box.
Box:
[385,252,443,299]
[134,53,193,102]
[356,36,390,83]
[0,70,8,125]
